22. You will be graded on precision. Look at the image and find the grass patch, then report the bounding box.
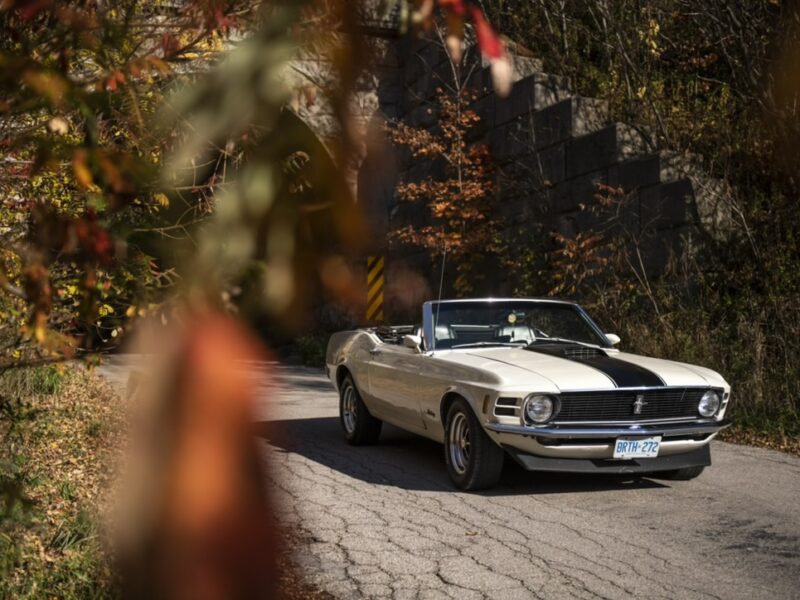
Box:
[718,425,800,457]
[1,365,65,397]
[0,364,121,599]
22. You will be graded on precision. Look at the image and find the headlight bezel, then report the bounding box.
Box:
[522,394,559,425]
[698,389,721,417]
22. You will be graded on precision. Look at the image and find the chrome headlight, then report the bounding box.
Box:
[698,390,721,417]
[523,394,556,424]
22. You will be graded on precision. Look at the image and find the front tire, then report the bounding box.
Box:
[654,465,706,480]
[444,398,504,490]
[339,374,382,445]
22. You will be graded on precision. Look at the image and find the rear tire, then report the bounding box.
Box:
[339,374,382,445]
[444,398,504,490]
[654,465,705,480]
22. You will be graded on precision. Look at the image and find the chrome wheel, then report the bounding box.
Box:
[444,398,504,490]
[341,384,357,434]
[339,374,382,445]
[448,411,471,475]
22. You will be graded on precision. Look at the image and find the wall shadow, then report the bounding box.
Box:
[256,416,669,496]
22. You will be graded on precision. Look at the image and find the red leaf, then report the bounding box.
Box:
[17,0,52,21]
[469,5,503,59]
[439,0,466,17]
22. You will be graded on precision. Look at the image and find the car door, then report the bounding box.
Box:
[367,344,428,432]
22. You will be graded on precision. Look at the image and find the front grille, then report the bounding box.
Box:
[555,388,709,423]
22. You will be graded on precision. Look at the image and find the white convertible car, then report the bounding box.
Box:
[326,298,731,490]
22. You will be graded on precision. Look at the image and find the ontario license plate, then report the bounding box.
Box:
[613,436,661,459]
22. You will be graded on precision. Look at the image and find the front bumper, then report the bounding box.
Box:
[504,444,711,474]
[485,419,731,462]
[485,419,731,439]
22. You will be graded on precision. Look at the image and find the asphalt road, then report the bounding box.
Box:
[256,365,800,600]
[99,359,800,599]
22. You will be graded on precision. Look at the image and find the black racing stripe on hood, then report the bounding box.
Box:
[526,345,665,388]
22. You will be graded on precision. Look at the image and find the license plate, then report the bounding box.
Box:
[613,436,661,459]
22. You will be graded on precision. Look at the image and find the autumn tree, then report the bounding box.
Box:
[387,85,503,295]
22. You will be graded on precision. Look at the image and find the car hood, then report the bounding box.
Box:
[435,347,728,391]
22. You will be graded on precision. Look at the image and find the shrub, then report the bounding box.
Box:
[295,334,328,368]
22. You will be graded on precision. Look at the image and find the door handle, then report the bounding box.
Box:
[369,348,382,356]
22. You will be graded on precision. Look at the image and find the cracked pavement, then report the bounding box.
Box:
[100,359,800,599]
[257,365,800,600]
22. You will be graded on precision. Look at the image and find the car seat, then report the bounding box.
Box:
[494,324,535,343]
[433,324,457,349]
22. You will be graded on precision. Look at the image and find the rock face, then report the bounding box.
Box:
[290,16,732,298]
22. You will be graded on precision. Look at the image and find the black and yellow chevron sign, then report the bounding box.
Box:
[366,255,385,322]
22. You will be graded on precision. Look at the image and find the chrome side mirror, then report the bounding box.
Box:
[402,334,423,353]
[605,333,621,346]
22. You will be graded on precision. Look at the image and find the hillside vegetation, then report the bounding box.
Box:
[485,1,800,443]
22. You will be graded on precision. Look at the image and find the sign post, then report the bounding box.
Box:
[366,255,385,322]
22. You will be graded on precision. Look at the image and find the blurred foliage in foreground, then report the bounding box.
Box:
[486,0,800,439]
[0,0,265,368]
[0,0,518,596]
[0,0,513,370]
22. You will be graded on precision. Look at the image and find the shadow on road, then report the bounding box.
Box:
[256,416,669,495]
[271,378,334,393]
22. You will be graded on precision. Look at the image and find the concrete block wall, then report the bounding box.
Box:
[287,23,731,296]
[370,34,733,290]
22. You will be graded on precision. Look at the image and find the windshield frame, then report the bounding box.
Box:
[422,299,612,352]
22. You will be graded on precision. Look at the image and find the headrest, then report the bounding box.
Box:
[494,324,535,341]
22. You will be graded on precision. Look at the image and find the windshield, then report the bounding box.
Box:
[428,300,608,350]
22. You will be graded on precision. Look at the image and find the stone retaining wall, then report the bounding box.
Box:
[290,26,733,306]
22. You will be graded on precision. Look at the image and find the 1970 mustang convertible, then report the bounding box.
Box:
[326,298,731,490]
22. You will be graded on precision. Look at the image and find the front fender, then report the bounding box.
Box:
[436,383,501,446]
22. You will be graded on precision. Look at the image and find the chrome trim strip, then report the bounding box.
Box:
[485,420,731,439]
[534,433,718,447]
[427,297,576,306]
[552,416,700,426]
[493,408,521,418]
[557,385,721,393]
[422,302,434,352]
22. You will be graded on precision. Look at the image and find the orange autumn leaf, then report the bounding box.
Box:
[72,149,93,188]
